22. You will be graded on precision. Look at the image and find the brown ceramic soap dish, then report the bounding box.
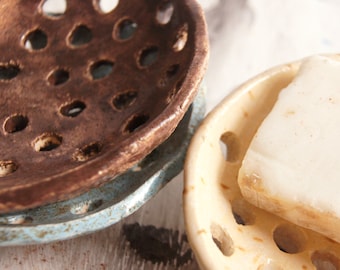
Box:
[0,0,208,213]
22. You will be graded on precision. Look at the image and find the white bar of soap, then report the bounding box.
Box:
[238,55,340,243]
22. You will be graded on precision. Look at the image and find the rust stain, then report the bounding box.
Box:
[240,174,264,193]
[248,91,255,100]
[220,183,230,190]
[197,229,207,235]
[252,254,261,264]
[237,246,245,252]
[183,185,195,195]
[253,237,263,242]
[284,109,296,116]
[36,231,48,238]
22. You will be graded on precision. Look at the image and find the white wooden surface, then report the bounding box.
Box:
[2,0,340,269]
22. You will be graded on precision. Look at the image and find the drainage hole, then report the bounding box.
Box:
[114,18,137,41]
[210,223,234,257]
[0,160,18,177]
[47,68,69,85]
[0,63,20,80]
[4,114,28,133]
[124,114,149,133]
[173,24,188,52]
[69,25,92,46]
[33,133,62,152]
[94,0,119,13]
[158,64,180,88]
[71,199,104,215]
[41,0,67,18]
[60,100,86,117]
[112,90,138,110]
[311,251,340,270]
[273,223,307,254]
[73,142,102,162]
[231,198,256,225]
[138,46,159,68]
[90,60,114,80]
[23,29,48,50]
[220,131,240,163]
[156,1,174,25]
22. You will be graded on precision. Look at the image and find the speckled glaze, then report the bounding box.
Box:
[184,57,340,270]
[0,85,205,246]
[0,0,208,213]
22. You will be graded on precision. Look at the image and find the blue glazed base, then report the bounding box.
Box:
[0,85,206,246]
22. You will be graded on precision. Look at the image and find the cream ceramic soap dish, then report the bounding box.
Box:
[184,55,340,270]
